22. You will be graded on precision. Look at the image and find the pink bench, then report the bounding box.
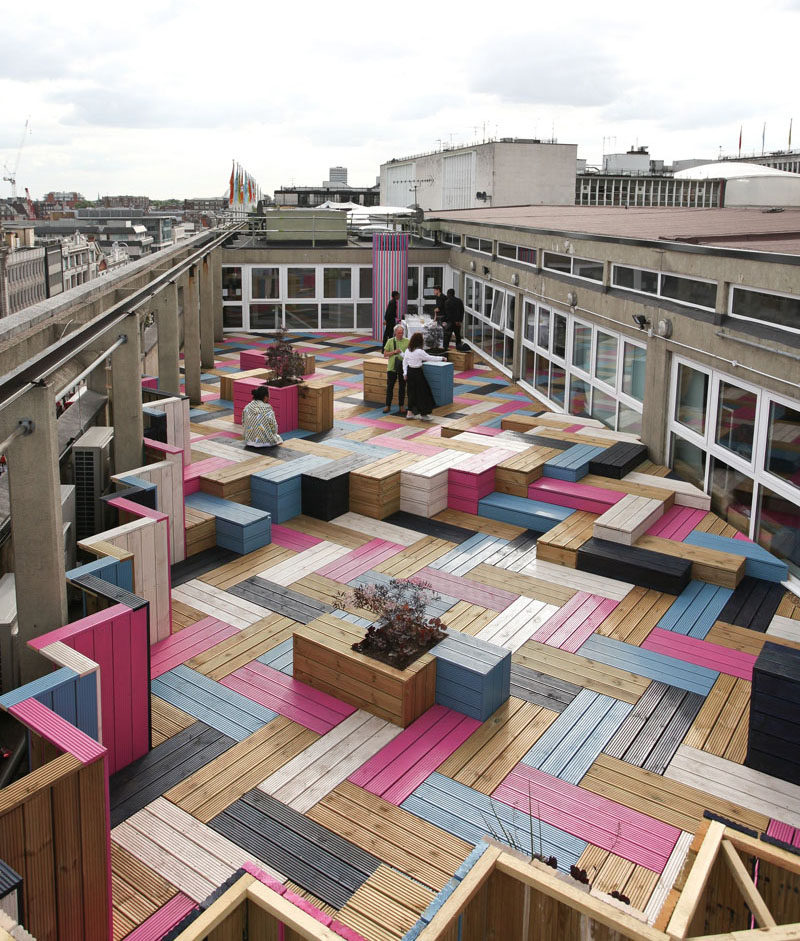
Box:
[240,350,268,370]
[448,448,514,514]
[183,457,235,495]
[527,478,624,515]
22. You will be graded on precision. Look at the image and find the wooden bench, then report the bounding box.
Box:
[588,441,648,479]
[430,632,511,721]
[577,537,692,594]
[349,452,418,520]
[635,535,744,588]
[477,492,574,533]
[446,348,474,370]
[447,448,513,514]
[422,360,454,406]
[362,356,396,405]
[748,641,800,785]
[199,455,280,505]
[183,457,235,496]
[494,446,560,496]
[298,380,333,432]
[535,511,596,568]
[400,450,470,517]
[239,349,267,369]
[624,471,711,510]
[250,455,330,523]
[593,494,666,546]
[684,531,789,582]
[184,492,271,555]
[580,474,679,504]
[542,443,606,482]
[219,368,273,403]
[527,477,623,514]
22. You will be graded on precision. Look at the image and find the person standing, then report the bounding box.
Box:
[432,285,446,327]
[242,386,283,450]
[403,332,445,421]
[443,288,464,348]
[383,323,409,415]
[382,290,401,345]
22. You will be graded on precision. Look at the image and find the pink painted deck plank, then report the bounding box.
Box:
[270,524,323,551]
[491,401,526,414]
[349,416,399,429]
[29,603,132,648]
[493,765,680,872]
[150,617,240,678]
[532,592,617,652]
[243,860,286,893]
[366,437,443,456]
[468,426,503,436]
[222,662,355,734]
[647,505,706,541]
[414,567,516,612]
[766,820,797,845]
[456,369,492,379]
[10,699,106,764]
[350,705,480,805]
[317,538,405,582]
[527,478,622,514]
[124,893,199,940]
[642,627,757,680]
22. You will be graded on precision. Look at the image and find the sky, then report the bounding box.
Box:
[1,0,799,201]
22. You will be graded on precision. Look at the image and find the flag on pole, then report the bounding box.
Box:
[790,118,793,150]
[762,122,766,154]
[738,126,742,156]
[229,162,234,206]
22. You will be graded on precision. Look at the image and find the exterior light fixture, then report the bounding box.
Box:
[632,313,650,329]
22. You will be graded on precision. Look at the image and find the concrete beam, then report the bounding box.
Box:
[211,249,223,341]
[199,256,215,369]
[183,267,202,405]
[640,337,671,465]
[155,282,180,396]
[110,315,144,472]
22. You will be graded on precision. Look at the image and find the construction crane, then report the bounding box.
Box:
[2,118,31,199]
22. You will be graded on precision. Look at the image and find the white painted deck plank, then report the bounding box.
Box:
[478,596,559,652]
[623,472,711,510]
[329,512,421,546]
[767,614,800,644]
[519,558,634,602]
[643,830,693,925]
[172,579,262,628]
[259,542,349,586]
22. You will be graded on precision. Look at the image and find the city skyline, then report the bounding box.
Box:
[1,0,798,201]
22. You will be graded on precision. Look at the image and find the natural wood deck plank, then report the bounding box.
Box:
[535,511,596,568]
[281,514,372,548]
[434,507,526,539]
[469,562,577,606]
[597,587,673,646]
[198,543,294,589]
[111,841,178,941]
[186,614,297,681]
[440,601,496,636]
[682,674,751,764]
[374,536,457,577]
[171,598,208,631]
[695,512,741,538]
[150,694,196,747]
[336,864,435,941]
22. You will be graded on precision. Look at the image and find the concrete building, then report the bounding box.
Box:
[59,230,102,290]
[273,182,380,208]
[0,223,47,317]
[674,162,800,207]
[327,166,348,184]
[724,150,800,175]
[576,173,724,207]
[380,139,578,211]
[33,218,155,257]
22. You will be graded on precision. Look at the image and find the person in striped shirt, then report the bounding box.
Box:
[242,386,283,449]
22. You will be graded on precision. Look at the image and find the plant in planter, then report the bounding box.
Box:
[265,327,306,387]
[337,578,447,670]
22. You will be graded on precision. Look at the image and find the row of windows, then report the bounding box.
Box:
[6,259,44,283]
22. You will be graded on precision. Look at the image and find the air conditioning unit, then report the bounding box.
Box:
[73,427,114,539]
[0,574,18,695]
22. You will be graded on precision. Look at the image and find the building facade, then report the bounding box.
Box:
[576,174,724,207]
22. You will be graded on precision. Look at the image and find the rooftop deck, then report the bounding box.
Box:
[49,333,800,938]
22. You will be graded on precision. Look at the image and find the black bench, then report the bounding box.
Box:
[717,576,785,632]
[577,537,692,594]
[747,641,800,786]
[588,441,648,479]
[301,454,371,521]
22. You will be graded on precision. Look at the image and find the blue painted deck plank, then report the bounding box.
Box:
[657,580,733,639]
[256,638,294,676]
[0,667,79,709]
[400,773,586,870]
[478,493,574,532]
[331,609,372,628]
[252,454,330,483]
[429,534,507,574]
[559,699,633,784]
[684,532,788,582]
[50,677,78,728]
[152,665,277,741]
[185,491,271,524]
[76,673,99,740]
[578,634,718,695]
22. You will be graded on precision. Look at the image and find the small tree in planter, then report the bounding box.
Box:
[265,327,306,387]
[338,578,447,670]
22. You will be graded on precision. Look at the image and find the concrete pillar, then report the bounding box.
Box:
[211,249,223,341]
[155,282,180,396]
[111,315,144,473]
[640,337,672,465]
[87,360,109,425]
[199,256,215,370]
[183,267,202,406]
[6,384,68,683]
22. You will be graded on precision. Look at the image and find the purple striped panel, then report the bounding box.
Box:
[372,233,409,341]
[150,617,240,678]
[493,764,680,872]
[642,627,757,680]
[124,893,199,940]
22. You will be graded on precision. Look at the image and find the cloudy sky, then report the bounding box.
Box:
[1,0,798,201]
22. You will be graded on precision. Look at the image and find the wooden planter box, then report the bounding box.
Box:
[220,368,274,403]
[363,357,397,406]
[267,382,300,433]
[300,353,316,376]
[298,381,333,433]
[294,614,436,727]
[447,349,474,371]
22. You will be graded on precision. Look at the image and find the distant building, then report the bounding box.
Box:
[0,224,46,318]
[602,147,652,175]
[99,195,150,210]
[273,183,379,208]
[724,150,800,175]
[33,219,155,258]
[59,231,102,290]
[327,166,348,185]
[36,192,84,216]
[380,139,577,210]
[74,209,173,250]
[576,174,724,207]
[183,197,227,212]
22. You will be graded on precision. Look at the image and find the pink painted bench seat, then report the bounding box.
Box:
[350,704,480,805]
[531,592,618,653]
[10,698,106,765]
[642,627,757,680]
[647,505,707,541]
[183,457,236,495]
[317,538,406,582]
[125,893,198,940]
[221,661,355,734]
[270,524,323,552]
[527,478,623,515]
[492,764,680,872]
[414,567,516,612]
[766,819,800,847]
[150,617,240,678]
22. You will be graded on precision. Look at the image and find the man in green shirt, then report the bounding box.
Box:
[383,324,410,415]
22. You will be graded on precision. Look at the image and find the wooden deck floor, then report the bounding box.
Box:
[108,331,800,939]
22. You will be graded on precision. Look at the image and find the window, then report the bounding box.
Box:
[730,286,800,335]
[612,264,716,310]
[323,267,351,298]
[524,301,535,342]
[572,323,592,372]
[622,343,646,402]
[595,332,617,386]
[543,252,603,281]
[765,401,800,491]
[359,267,372,298]
[613,265,658,295]
[674,363,709,435]
[758,485,800,571]
[251,267,279,299]
[249,304,281,330]
[321,303,354,328]
[221,266,242,301]
[441,231,460,246]
[222,305,242,328]
[671,435,706,490]
[287,268,315,298]
[715,381,757,462]
[542,252,571,274]
[709,455,752,530]
[569,377,591,416]
[553,314,567,360]
[465,236,492,253]
[518,247,536,266]
[537,309,550,349]
[497,242,516,259]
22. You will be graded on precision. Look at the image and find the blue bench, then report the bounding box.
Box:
[67,556,134,593]
[430,631,510,721]
[477,492,574,533]
[250,455,330,523]
[684,531,788,583]
[184,492,271,555]
[422,361,454,406]
[657,580,733,639]
[542,444,607,482]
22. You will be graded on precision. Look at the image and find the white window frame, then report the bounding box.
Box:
[542,251,603,284]
[464,235,493,255]
[611,263,717,311]
[728,283,800,336]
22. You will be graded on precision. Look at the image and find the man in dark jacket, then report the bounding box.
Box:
[382,291,401,345]
[432,286,446,326]
[443,288,464,348]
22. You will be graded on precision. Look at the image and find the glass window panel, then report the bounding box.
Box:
[595,331,617,385]
[542,252,571,273]
[709,455,753,533]
[618,403,642,435]
[359,268,372,298]
[221,266,242,301]
[537,308,550,349]
[465,236,480,250]
[715,381,757,462]
[222,304,242,328]
[622,343,646,402]
[758,484,800,576]
[671,434,706,490]
[284,303,318,329]
[465,278,475,309]
[661,274,716,309]
[553,315,567,360]
[524,301,536,342]
[497,242,516,259]
[675,363,709,435]
[321,303,354,328]
[423,267,443,298]
[482,285,492,317]
[573,258,603,281]
[506,295,516,334]
[535,355,549,398]
[731,287,800,334]
[249,303,281,330]
[490,290,504,326]
[251,267,279,299]
[518,247,536,265]
[407,266,419,301]
[491,328,504,362]
[504,335,515,371]
[766,401,800,490]
[287,268,315,298]
[523,346,535,386]
[356,303,372,328]
[569,377,591,416]
[572,323,592,372]
[613,265,658,294]
[323,268,352,298]
[590,386,616,427]
[550,365,566,407]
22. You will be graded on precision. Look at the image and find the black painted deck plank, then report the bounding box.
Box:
[588,441,648,479]
[719,577,784,632]
[577,538,691,594]
[385,511,477,545]
[622,684,689,767]
[227,577,335,623]
[641,691,704,775]
[171,547,240,587]
[509,663,580,713]
[604,682,667,760]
